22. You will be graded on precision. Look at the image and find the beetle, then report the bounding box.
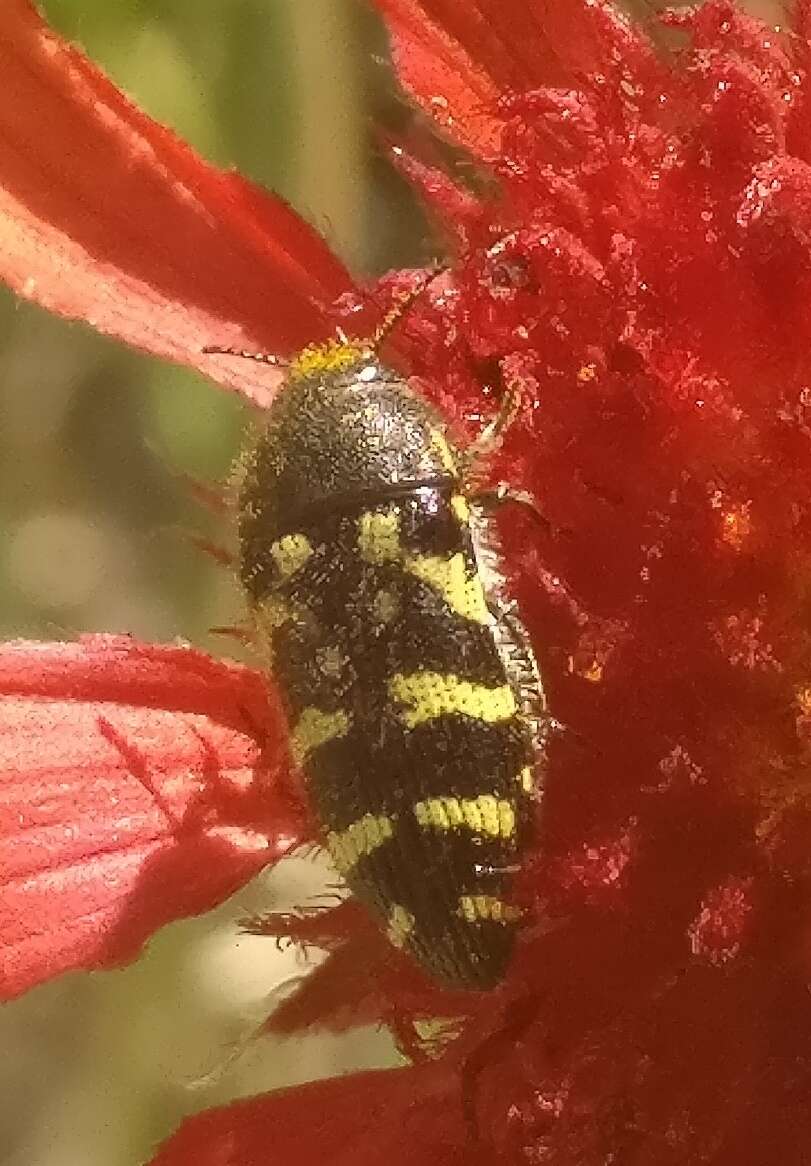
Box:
[205,283,548,990]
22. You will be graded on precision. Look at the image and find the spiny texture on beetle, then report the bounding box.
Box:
[238,340,546,990]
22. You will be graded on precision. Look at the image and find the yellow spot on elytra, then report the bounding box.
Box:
[517,766,534,794]
[357,509,401,563]
[289,339,369,382]
[255,596,297,629]
[270,533,313,579]
[414,795,516,838]
[290,707,349,767]
[450,494,470,524]
[386,903,416,949]
[326,813,395,876]
[389,672,517,729]
[356,497,487,625]
[458,895,522,925]
[372,588,400,625]
[315,644,346,680]
[429,427,459,475]
[405,552,492,624]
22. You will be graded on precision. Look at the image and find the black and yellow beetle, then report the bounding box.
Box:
[206,288,548,990]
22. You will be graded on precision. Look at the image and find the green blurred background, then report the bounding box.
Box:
[0,2,785,1164]
[0,4,421,1165]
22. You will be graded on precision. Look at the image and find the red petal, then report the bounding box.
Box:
[376,0,657,158]
[0,1,354,404]
[0,635,305,1000]
[388,146,481,243]
[376,0,504,157]
[150,1063,471,1166]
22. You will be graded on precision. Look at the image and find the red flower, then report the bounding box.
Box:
[2,1,811,1163]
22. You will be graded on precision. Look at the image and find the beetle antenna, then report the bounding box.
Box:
[202,261,448,365]
[201,345,288,367]
[372,263,449,349]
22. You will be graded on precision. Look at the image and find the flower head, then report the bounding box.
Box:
[2,1,811,1163]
